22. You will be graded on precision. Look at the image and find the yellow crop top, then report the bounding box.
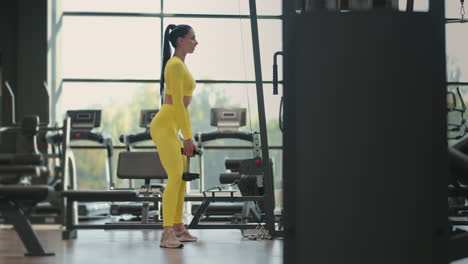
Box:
[164,56,196,140]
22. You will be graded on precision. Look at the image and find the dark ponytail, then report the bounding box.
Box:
[160,24,193,96]
[161,24,177,96]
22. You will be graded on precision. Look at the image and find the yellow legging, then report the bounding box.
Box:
[150,104,187,227]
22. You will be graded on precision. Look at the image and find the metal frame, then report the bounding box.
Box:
[0,200,54,256]
[63,11,281,19]
[68,145,283,150]
[248,0,278,237]
[62,78,280,84]
[63,194,265,235]
[196,131,259,195]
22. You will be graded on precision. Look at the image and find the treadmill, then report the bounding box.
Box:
[65,110,114,218]
[193,108,258,221]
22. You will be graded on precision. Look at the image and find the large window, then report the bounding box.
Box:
[54,1,283,207]
[62,16,161,79]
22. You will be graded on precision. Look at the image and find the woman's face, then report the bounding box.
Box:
[179,28,198,54]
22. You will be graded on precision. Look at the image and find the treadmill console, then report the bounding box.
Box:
[67,110,101,129]
[140,109,159,128]
[210,108,246,131]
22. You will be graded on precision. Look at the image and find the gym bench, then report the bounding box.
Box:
[0,185,55,256]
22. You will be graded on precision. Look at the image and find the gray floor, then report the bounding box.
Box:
[0,225,283,264]
[4,224,468,264]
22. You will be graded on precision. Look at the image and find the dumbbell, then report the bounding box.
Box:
[180,148,202,181]
[180,148,203,156]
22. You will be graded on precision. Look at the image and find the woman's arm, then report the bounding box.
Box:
[166,62,192,140]
[184,108,193,140]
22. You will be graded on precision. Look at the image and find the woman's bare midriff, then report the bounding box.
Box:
[164,94,192,108]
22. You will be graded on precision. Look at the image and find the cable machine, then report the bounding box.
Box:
[282,0,447,263]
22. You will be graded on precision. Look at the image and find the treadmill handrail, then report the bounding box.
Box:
[119,130,152,145]
[70,130,113,145]
[195,130,256,143]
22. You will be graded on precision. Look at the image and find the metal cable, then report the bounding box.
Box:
[238,0,256,158]
[241,225,273,240]
[462,0,466,20]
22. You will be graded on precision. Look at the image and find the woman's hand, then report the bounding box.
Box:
[183,139,199,157]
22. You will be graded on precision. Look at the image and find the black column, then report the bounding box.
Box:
[17,0,49,125]
[0,0,19,151]
[283,9,447,264]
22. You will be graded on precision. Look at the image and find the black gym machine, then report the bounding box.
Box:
[0,114,71,256]
[0,79,75,226]
[192,108,269,224]
[0,58,73,255]
[282,0,447,263]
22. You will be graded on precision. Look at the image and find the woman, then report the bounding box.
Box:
[150,24,199,248]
